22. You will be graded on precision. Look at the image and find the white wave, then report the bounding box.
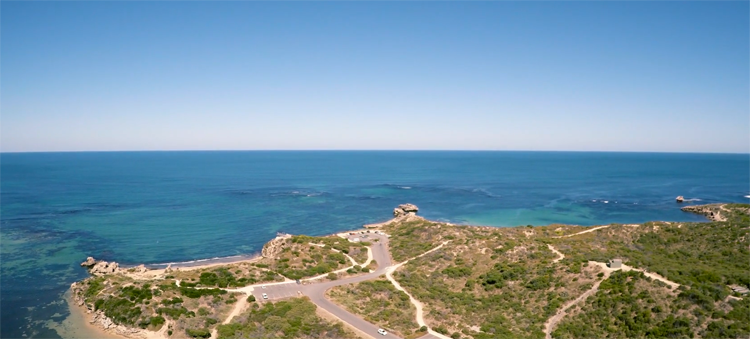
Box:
[745,195,750,199]
[400,186,411,189]
[146,254,258,268]
[683,198,702,202]
[603,201,609,204]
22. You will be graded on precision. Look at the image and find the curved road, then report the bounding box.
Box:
[245,234,413,339]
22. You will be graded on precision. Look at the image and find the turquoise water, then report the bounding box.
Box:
[1,151,748,338]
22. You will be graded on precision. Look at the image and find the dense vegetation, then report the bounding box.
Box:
[384,220,443,262]
[377,204,750,339]
[79,275,241,336]
[549,205,750,337]
[216,297,356,339]
[554,270,693,338]
[260,234,368,280]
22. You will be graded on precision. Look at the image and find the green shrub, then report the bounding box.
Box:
[185,328,211,338]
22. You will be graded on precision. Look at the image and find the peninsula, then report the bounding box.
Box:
[70,203,750,339]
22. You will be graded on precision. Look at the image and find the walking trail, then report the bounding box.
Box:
[543,241,682,339]
[385,241,452,339]
[547,244,564,263]
[554,225,610,238]
[543,262,612,339]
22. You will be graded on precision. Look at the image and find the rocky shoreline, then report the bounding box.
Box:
[70,282,150,339]
[680,203,734,222]
[68,202,734,339]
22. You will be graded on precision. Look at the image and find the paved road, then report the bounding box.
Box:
[251,233,404,339]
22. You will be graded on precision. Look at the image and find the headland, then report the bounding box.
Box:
[68,203,750,339]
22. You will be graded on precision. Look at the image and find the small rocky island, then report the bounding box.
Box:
[70,203,750,339]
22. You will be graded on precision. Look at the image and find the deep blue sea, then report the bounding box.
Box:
[1,151,748,338]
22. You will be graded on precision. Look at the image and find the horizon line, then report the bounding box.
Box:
[2,149,749,155]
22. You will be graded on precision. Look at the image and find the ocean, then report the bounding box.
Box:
[1,151,748,338]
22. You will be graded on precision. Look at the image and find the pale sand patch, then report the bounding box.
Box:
[554,225,610,238]
[51,291,128,339]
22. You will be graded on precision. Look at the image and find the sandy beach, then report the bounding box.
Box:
[50,291,127,339]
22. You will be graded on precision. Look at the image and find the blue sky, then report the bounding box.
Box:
[2,2,748,153]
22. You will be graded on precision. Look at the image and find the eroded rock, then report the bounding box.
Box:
[393,203,419,217]
[80,257,97,267]
[90,261,120,276]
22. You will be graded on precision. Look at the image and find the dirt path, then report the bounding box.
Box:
[588,262,681,290]
[544,260,683,339]
[544,264,611,339]
[385,242,452,339]
[555,225,610,238]
[548,244,564,263]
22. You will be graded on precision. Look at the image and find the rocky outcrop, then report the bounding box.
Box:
[261,234,291,259]
[393,203,419,217]
[681,204,726,222]
[70,281,89,308]
[676,196,684,203]
[80,256,121,275]
[132,264,148,273]
[89,261,120,276]
[365,204,423,228]
[80,257,97,267]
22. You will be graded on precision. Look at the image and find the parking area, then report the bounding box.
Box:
[415,333,443,339]
[343,230,386,243]
[252,282,301,301]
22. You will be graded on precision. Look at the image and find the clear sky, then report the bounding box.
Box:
[2,2,748,153]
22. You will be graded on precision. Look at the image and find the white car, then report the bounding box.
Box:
[262,293,268,299]
[377,329,387,336]
[261,285,266,289]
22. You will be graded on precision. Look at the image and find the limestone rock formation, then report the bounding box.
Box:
[133,264,148,273]
[676,196,684,203]
[80,257,97,267]
[262,234,291,258]
[89,261,120,276]
[681,204,726,222]
[393,203,419,217]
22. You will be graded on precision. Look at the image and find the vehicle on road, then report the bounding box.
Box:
[261,285,266,289]
[377,329,387,336]
[262,293,268,300]
[296,279,301,284]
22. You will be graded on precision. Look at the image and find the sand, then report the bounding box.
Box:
[49,291,127,339]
